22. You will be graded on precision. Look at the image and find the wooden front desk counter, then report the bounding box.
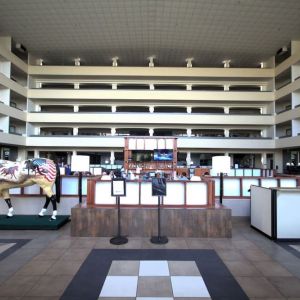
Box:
[71,178,231,238]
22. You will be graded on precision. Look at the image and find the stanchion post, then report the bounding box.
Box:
[220,172,223,204]
[78,171,82,204]
[151,190,168,244]
[110,178,128,245]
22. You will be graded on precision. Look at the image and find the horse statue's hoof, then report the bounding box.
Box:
[50,210,57,221]
[7,207,14,218]
[38,208,47,217]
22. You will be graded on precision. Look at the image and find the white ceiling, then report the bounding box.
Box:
[0,0,300,67]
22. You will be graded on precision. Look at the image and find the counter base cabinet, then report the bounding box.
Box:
[71,205,231,238]
[251,186,300,240]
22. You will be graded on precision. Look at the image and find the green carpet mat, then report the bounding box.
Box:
[0,215,70,230]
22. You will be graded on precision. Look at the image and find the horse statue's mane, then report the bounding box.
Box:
[0,158,60,220]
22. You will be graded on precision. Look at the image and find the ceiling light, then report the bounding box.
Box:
[276,46,288,56]
[148,56,155,67]
[185,58,193,68]
[15,43,27,53]
[37,59,43,66]
[112,57,119,67]
[260,62,266,68]
[74,58,81,66]
[222,60,231,68]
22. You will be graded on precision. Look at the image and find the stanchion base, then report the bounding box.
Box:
[150,235,168,244]
[110,236,128,245]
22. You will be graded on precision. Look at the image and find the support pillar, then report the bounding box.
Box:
[187,129,192,137]
[224,129,230,138]
[224,107,229,114]
[34,150,40,158]
[261,152,267,169]
[110,151,115,165]
[186,152,191,167]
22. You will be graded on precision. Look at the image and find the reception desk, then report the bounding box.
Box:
[71,178,232,238]
[251,185,300,240]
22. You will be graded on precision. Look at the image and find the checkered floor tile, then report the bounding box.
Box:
[99,260,211,299]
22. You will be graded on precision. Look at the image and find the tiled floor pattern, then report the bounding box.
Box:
[0,239,30,261]
[0,218,300,299]
[99,260,210,298]
[277,242,300,259]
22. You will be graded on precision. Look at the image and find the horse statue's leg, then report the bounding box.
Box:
[38,196,51,217]
[39,183,57,220]
[2,190,14,217]
[39,195,57,220]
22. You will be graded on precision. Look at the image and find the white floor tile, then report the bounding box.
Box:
[290,244,300,252]
[171,276,210,297]
[139,260,170,276]
[0,243,15,254]
[99,276,138,297]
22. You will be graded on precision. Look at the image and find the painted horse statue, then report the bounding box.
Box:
[0,158,60,220]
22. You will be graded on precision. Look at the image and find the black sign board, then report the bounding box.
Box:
[152,177,166,196]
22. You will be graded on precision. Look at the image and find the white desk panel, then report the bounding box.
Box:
[276,190,300,239]
[24,184,41,195]
[261,178,278,188]
[140,182,158,205]
[250,186,272,237]
[223,178,240,196]
[235,169,244,176]
[120,181,139,205]
[279,178,297,188]
[95,181,116,205]
[10,187,21,194]
[61,177,78,195]
[252,169,261,176]
[244,169,252,176]
[186,182,207,205]
[214,178,220,196]
[163,182,185,205]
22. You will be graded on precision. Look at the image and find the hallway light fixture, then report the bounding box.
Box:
[148,56,155,67]
[185,57,193,68]
[15,43,27,53]
[112,57,119,67]
[74,58,81,66]
[222,60,231,68]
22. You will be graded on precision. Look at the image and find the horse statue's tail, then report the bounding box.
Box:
[55,163,61,203]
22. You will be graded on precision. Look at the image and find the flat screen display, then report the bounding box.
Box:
[154,149,173,161]
[131,150,152,162]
